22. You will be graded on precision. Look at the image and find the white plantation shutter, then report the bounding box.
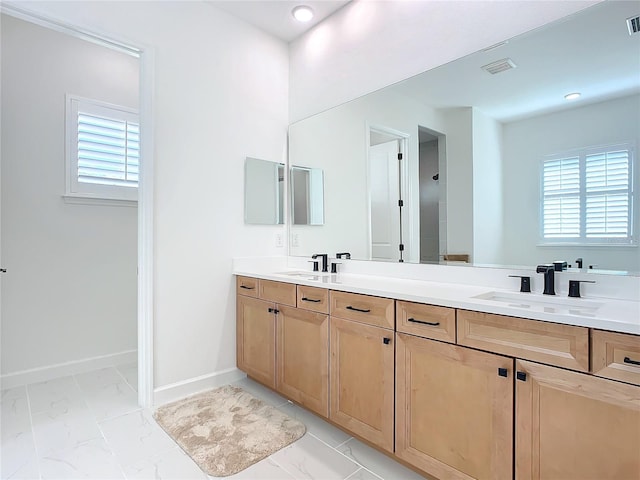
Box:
[77,113,139,187]
[66,95,139,203]
[542,157,580,238]
[541,145,634,244]
[585,150,630,238]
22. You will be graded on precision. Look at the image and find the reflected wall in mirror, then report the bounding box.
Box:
[291,166,324,225]
[288,1,640,274]
[244,157,284,225]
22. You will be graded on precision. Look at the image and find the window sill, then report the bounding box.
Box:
[62,193,137,207]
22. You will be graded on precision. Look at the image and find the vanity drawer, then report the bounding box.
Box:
[592,330,640,386]
[258,280,297,307]
[236,276,258,297]
[396,301,456,343]
[457,310,589,372]
[297,285,329,314]
[330,291,394,330]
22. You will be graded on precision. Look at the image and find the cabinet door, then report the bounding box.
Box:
[396,333,513,480]
[236,295,276,388]
[330,317,394,452]
[276,306,329,417]
[516,359,640,480]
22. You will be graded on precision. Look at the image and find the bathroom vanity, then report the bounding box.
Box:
[234,265,640,480]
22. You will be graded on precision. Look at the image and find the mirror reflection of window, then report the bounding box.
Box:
[291,166,324,225]
[244,157,284,225]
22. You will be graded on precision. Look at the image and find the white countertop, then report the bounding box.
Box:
[234,267,640,335]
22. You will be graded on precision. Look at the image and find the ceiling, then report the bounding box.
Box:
[396,1,640,122]
[207,0,351,42]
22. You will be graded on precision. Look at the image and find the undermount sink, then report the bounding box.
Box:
[472,291,603,316]
[276,271,329,280]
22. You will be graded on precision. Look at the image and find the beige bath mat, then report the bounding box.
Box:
[153,385,305,477]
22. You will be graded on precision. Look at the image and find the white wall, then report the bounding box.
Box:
[501,94,640,271]
[289,0,600,121]
[7,1,289,391]
[1,15,138,374]
[472,109,504,265]
[443,108,473,259]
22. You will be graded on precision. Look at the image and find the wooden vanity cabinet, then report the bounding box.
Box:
[592,329,640,386]
[276,305,329,417]
[236,295,277,388]
[396,333,514,479]
[515,359,640,480]
[236,278,296,390]
[330,315,395,452]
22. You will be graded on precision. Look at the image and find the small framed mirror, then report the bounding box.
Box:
[290,166,324,225]
[244,157,284,225]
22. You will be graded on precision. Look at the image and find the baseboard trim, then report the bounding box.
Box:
[153,368,246,406]
[0,350,137,389]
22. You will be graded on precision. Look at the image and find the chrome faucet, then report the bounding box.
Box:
[312,253,329,273]
[536,264,555,295]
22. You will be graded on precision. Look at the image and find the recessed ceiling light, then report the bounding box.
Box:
[564,92,581,101]
[292,5,314,22]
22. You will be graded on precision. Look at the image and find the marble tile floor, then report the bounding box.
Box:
[1,365,425,480]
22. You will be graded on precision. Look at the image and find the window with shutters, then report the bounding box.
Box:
[65,95,139,204]
[541,144,635,245]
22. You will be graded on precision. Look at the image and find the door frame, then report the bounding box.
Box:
[1,4,155,407]
[366,123,410,261]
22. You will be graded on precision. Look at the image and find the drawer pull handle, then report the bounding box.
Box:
[268,308,279,314]
[407,317,440,327]
[302,297,321,303]
[346,306,371,313]
[240,285,255,290]
[624,356,640,366]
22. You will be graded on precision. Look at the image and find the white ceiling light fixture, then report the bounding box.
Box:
[564,92,581,100]
[292,5,314,22]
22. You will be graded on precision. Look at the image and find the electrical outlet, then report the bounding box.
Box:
[292,233,300,247]
[275,233,283,247]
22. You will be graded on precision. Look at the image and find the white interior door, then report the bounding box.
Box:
[370,140,401,261]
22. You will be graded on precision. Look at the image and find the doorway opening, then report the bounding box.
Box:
[418,126,446,263]
[0,6,154,407]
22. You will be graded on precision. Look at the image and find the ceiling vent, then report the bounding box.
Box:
[627,15,640,35]
[481,58,517,75]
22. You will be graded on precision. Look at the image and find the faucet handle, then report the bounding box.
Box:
[308,260,319,272]
[331,262,341,273]
[509,275,531,293]
[568,280,596,298]
[336,252,351,260]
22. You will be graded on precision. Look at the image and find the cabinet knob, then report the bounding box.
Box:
[498,368,508,377]
[516,371,527,382]
[383,337,391,345]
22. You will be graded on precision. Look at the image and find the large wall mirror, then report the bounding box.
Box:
[288,1,640,274]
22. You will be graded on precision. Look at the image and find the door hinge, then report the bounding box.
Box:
[399,244,404,251]
[398,200,404,207]
[398,153,403,160]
